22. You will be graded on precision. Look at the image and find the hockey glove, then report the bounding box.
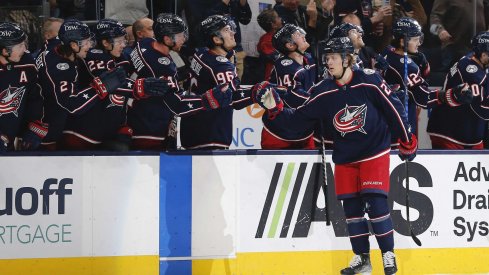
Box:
[133,77,175,99]
[91,67,127,99]
[21,120,48,150]
[0,133,9,152]
[374,54,389,72]
[437,83,473,106]
[258,87,284,119]
[252,81,287,102]
[201,84,232,110]
[411,52,430,77]
[398,134,418,161]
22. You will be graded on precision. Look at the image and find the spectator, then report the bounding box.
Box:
[275,0,333,50]
[105,0,148,25]
[430,0,486,72]
[257,8,283,80]
[207,0,252,79]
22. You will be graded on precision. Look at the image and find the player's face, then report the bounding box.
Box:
[7,41,27,62]
[292,30,309,52]
[171,32,187,52]
[109,36,127,58]
[220,25,236,51]
[407,36,422,54]
[325,53,345,77]
[74,37,94,59]
[349,29,364,50]
[480,52,489,67]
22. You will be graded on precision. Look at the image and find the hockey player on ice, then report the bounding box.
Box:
[255,36,416,275]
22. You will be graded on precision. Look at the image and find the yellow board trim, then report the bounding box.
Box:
[193,248,489,275]
[0,255,158,275]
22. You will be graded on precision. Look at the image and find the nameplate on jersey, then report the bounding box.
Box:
[158,57,171,65]
[281,59,293,66]
[56,63,70,70]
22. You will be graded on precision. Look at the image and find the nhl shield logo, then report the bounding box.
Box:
[56,63,69,70]
[333,104,368,136]
[158,57,171,65]
[466,65,478,73]
[216,56,228,63]
[281,59,293,66]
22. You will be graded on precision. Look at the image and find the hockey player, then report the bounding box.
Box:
[61,19,171,150]
[36,19,129,150]
[128,13,232,150]
[329,21,388,72]
[382,17,473,136]
[255,37,417,275]
[182,15,261,149]
[259,23,316,149]
[0,22,45,151]
[427,31,489,149]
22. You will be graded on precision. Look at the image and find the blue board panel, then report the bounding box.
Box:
[160,153,192,275]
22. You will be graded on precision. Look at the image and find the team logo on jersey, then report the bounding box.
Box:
[281,59,293,66]
[158,57,171,65]
[216,56,228,63]
[399,58,412,64]
[0,85,26,117]
[56,63,69,70]
[107,94,126,108]
[363,68,375,75]
[333,104,367,136]
[466,65,478,73]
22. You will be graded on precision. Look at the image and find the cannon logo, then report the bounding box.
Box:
[255,162,434,238]
[0,178,73,216]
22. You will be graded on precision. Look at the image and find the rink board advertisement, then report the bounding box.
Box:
[159,152,489,275]
[0,155,160,275]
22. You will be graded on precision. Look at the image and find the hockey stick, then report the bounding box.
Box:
[321,135,331,226]
[403,35,422,247]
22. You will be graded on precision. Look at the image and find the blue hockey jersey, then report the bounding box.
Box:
[36,47,103,144]
[267,53,316,140]
[127,38,205,142]
[0,53,43,147]
[427,54,489,145]
[181,47,253,149]
[382,46,437,134]
[63,48,131,143]
[272,68,412,164]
